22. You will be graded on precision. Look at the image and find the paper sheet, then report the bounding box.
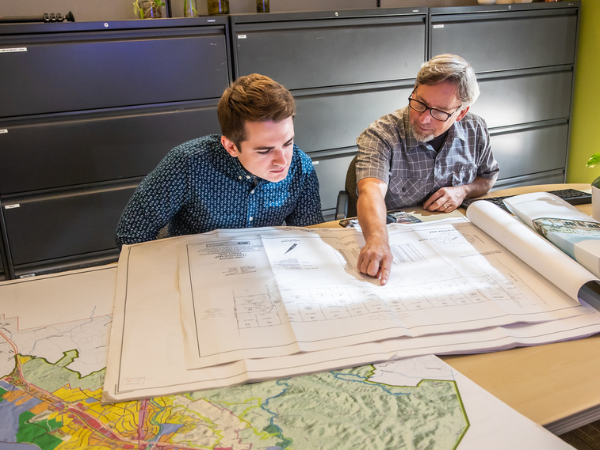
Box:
[103,200,600,401]
[104,232,600,401]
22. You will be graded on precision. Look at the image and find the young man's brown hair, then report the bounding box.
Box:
[217,73,296,150]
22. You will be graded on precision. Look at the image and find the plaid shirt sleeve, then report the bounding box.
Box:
[473,116,499,180]
[355,111,405,185]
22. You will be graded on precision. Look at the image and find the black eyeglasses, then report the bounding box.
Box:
[408,96,462,122]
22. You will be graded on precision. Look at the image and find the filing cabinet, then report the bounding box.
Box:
[429,1,580,189]
[0,17,231,278]
[0,201,6,281]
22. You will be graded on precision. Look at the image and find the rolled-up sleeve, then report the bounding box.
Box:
[356,116,398,185]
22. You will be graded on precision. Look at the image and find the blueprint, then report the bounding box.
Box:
[103,202,600,401]
[178,217,587,369]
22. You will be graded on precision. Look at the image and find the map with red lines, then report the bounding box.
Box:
[0,311,469,450]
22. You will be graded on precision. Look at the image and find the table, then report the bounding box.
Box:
[444,184,599,435]
[1,183,595,441]
[317,183,598,435]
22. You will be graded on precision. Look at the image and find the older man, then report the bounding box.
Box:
[355,54,499,285]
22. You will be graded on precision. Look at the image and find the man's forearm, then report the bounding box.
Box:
[356,178,394,284]
[462,176,496,199]
[357,189,388,244]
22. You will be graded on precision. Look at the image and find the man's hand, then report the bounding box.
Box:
[423,185,467,212]
[357,235,393,286]
[423,176,496,213]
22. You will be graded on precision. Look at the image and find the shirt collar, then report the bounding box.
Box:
[451,116,468,143]
[214,136,263,184]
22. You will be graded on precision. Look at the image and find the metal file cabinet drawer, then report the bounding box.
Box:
[493,169,566,191]
[0,26,229,118]
[471,70,573,129]
[491,123,569,181]
[233,14,426,90]
[2,180,138,266]
[310,149,357,217]
[430,8,577,73]
[0,199,8,279]
[0,102,220,194]
[294,84,414,153]
[0,244,5,281]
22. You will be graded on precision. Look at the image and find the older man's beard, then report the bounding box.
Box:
[409,118,435,143]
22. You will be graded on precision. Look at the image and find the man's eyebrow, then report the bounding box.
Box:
[414,95,457,113]
[252,136,295,151]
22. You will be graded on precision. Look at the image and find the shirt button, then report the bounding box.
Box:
[246,176,251,179]
[251,190,255,194]
[249,217,253,221]
[238,176,242,180]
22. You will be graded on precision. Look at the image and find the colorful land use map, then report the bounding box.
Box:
[0,267,573,450]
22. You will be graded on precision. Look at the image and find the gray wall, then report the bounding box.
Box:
[1,0,486,23]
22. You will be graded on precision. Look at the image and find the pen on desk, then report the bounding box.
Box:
[284,243,297,254]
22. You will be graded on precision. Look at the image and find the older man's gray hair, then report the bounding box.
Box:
[416,54,480,107]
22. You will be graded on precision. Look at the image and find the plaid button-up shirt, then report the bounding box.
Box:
[356,107,499,209]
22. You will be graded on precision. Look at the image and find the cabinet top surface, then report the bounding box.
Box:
[0,16,229,36]
[431,1,580,15]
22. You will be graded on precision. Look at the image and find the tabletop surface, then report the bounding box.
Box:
[317,183,598,433]
[444,184,599,433]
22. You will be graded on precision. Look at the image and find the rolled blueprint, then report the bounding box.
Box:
[467,200,600,305]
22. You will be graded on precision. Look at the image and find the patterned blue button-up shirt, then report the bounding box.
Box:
[356,107,499,209]
[116,135,323,247]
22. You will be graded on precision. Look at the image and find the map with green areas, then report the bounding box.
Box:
[0,313,469,450]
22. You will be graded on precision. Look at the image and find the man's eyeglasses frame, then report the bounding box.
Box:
[408,93,463,122]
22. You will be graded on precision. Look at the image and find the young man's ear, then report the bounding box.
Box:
[455,106,470,122]
[221,135,240,158]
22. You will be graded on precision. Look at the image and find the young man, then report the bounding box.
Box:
[355,54,499,285]
[115,74,323,248]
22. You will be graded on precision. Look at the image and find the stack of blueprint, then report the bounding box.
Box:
[103,201,600,402]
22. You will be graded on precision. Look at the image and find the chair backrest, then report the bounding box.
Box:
[345,155,359,218]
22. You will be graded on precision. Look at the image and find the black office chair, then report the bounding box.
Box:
[335,155,359,220]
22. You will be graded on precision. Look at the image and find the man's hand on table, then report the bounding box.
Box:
[423,185,467,213]
[423,177,496,213]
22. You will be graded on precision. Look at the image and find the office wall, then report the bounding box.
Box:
[2,0,481,22]
[567,0,600,183]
